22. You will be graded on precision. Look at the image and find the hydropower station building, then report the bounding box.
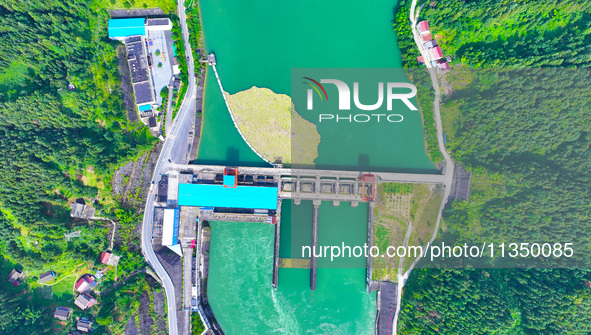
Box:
[153,168,279,256]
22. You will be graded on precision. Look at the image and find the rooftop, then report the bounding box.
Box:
[53,307,72,320]
[162,208,180,246]
[108,18,146,39]
[7,268,22,281]
[133,82,155,104]
[418,20,429,33]
[100,252,111,264]
[74,293,97,310]
[146,18,171,26]
[157,175,169,203]
[178,184,279,210]
[77,319,92,332]
[148,116,157,128]
[38,270,56,283]
[126,40,149,83]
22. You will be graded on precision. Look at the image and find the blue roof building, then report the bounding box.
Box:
[108,18,146,39]
[178,184,278,210]
[138,104,152,112]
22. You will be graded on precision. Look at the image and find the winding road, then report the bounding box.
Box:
[140,0,198,334]
[36,273,77,287]
[392,1,455,334]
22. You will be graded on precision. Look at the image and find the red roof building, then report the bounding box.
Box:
[100,252,112,265]
[421,32,432,42]
[431,46,443,60]
[74,275,94,293]
[418,20,430,34]
[439,61,451,72]
[417,56,425,64]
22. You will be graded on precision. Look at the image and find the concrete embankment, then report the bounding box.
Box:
[310,200,320,290]
[272,205,282,289]
[366,203,375,293]
[196,218,225,334]
[375,282,398,335]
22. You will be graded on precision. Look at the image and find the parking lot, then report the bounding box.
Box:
[146,29,174,105]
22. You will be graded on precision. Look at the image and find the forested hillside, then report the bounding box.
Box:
[399,268,591,334]
[396,0,591,68]
[395,0,591,333]
[0,0,155,259]
[0,0,162,333]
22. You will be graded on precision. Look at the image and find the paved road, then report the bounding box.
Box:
[164,85,173,136]
[391,3,455,334]
[140,0,198,334]
[166,164,446,184]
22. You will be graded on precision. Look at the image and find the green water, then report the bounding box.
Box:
[197,0,436,172]
[199,1,436,333]
[208,201,376,335]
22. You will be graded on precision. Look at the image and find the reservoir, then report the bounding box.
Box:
[197,0,437,333]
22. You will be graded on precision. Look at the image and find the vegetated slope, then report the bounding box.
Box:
[396,0,591,68]
[394,0,591,333]
[0,1,159,333]
[399,268,591,334]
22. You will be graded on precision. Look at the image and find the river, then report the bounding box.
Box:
[197,0,435,333]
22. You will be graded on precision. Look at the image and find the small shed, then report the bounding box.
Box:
[100,252,112,265]
[53,307,72,321]
[38,271,56,283]
[74,293,97,310]
[77,319,93,332]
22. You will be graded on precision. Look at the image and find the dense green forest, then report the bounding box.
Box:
[395,0,591,333]
[0,0,172,333]
[399,268,591,334]
[0,0,155,264]
[395,0,591,68]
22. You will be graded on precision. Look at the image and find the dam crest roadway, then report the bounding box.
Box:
[165,163,446,203]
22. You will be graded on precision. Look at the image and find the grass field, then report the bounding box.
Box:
[82,167,98,188]
[372,182,444,281]
[51,276,76,301]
